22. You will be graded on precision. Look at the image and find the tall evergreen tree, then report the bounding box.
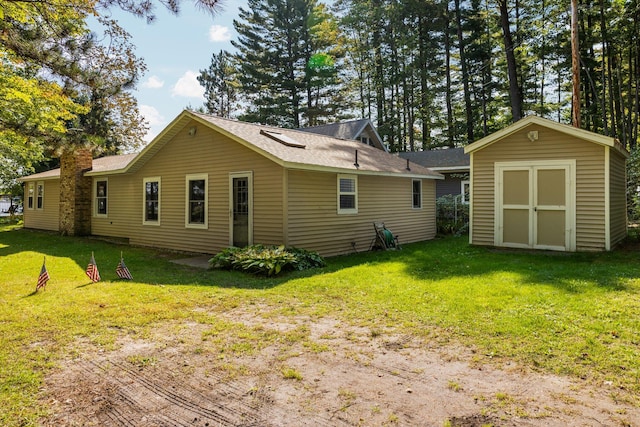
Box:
[198,50,238,118]
[232,0,349,127]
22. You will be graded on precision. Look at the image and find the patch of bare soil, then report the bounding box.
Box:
[40,305,638,427]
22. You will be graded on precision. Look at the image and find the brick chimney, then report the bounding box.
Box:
[59,148,93,236]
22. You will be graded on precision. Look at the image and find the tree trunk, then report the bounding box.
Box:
[571,0,581,128]
[444,6,454,148]
[454,0,474,141]
[497,0,523,122]
[599,0,609,134]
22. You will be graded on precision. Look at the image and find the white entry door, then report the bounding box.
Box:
[495,161,575,251]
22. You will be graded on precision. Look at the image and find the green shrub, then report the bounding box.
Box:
[209,245,325,276]
[436,194,469,235]
[286,247,326,271]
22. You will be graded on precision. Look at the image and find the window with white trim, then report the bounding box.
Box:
[36,181,44,210]
[461,180,470,204]
[186,174,208,228]
[27,182,34,209]
[360,136,372,146]
[95,179,108,216]
[143,177,161,225]
[337,174,358,214]
[412,179,422,209]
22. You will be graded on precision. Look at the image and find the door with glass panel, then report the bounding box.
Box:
[229,172,252,247]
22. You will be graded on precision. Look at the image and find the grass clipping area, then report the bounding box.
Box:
[1,225,640,425]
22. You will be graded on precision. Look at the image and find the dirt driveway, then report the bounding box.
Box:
[40,304,638,426]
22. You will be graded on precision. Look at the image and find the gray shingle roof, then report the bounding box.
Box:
[190,112,439,178]
[298,119,387,151]
[21,111,442,180]
[20,154,137,180]
[298,119,371,140]
[398,148,469,170]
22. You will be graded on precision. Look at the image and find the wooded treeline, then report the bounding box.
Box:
[199,0,640,154]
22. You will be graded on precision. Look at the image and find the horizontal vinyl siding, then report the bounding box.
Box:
[437,174,463,198]
[91,175,135,239]
[470,158,495,245]
[92,121,284,254]
[252,166,284,245]
[471,128,606,251]
[609,151,627,247]
[576,148,607,251]
[23,179,60,231]
[287,170,436,256]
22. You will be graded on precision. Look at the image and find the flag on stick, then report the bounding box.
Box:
[116,252,133,280]
[37,257,50,291]
[86,252,101,282]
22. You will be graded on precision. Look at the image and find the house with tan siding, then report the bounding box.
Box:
[399,148,470,200]
[464,115,629,252]
[21,110,442,257]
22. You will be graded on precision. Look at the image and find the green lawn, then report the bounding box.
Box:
[1,221,639,425]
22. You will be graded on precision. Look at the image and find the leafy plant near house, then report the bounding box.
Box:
[436,194,469,235]
[286,247,326,271]
[209,245,325,276]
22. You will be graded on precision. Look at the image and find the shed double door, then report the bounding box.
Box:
[495,161,575,251]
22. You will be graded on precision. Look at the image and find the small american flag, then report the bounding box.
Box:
[116,253,133,280]
[37,257,50,291]
[86,252,101,283]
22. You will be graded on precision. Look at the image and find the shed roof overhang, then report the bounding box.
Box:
[464,115,629,159]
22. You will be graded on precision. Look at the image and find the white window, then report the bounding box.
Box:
[337,174,358,214]
[27,182,34,210]
[461,180,470,204]
[95,179,108,216]
[36,181,44,210]
[143,177,161,225]
[185,174,208,228]
[412,179,422,209]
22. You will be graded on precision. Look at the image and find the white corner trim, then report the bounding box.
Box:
[604,146,611,250]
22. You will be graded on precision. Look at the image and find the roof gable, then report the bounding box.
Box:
[298,119,387,152]
[87,110,441,179]
[464,115,629,158]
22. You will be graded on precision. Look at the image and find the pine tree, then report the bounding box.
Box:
[198,50,238,118]
[232,0,349,127]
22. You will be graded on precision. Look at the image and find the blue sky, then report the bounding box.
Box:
[99,1,247,141]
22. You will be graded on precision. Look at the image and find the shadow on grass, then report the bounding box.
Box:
[0,227,324,290]
[396,235,637,293]
[1,227,638,293]
[75,282,97,289]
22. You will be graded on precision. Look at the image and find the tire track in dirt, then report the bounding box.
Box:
[88,359,261,426]
[42,317,640,427]
[70,358,345,427]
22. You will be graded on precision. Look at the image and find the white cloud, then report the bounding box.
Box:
[139,105,165,142]
[140,105,164,127]
[209,25,231,42]
[171,71,205,99]
[142,75,165,89]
